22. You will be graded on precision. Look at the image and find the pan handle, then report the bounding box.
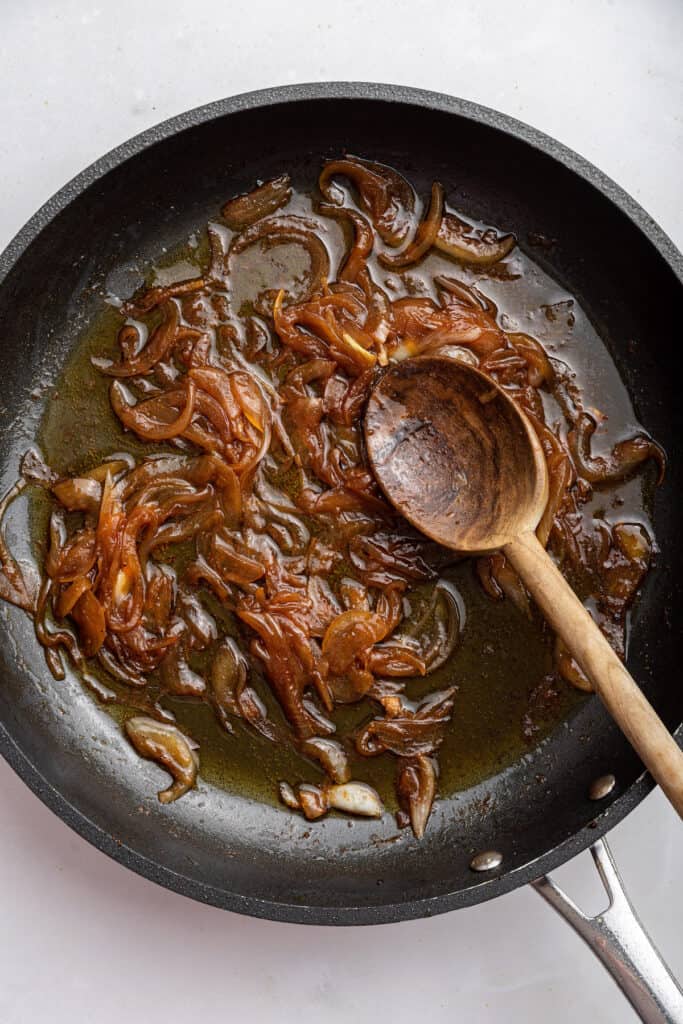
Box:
[532,839,683,1023]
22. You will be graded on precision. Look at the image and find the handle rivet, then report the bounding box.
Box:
[470,850,503,872]
[589,773,616,801]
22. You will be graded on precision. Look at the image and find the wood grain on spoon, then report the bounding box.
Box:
[365,356,683,817]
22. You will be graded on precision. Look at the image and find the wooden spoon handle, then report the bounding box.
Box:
[504,530,683,818]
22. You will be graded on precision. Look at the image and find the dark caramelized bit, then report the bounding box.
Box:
[0,156,664,838]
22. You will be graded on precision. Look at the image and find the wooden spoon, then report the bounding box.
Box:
[364,355,683,816]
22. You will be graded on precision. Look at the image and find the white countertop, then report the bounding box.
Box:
[1,2,682,1021]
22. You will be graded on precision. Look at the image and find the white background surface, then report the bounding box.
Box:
[1,1,682,1021]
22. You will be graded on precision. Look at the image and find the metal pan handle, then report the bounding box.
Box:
[533,839,683,1023]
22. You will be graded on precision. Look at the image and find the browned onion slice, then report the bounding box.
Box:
[319,156,415,246]
[110,379,197,441]
[221,174,292,229]
[318,204,374,282]
[124,717,199,803]
[435,211,516,266]
[397,754,437,839]
[568,412,666,485]
[379,182,445,269]
[230,215,330,304]
[99,302,183,377]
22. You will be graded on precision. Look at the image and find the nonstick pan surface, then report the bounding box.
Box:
[0,83,681,925]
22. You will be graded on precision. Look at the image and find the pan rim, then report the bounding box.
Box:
[0,81,681,926]
[2,82,682,289]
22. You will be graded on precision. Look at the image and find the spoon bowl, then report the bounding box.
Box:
[364,356,548,552]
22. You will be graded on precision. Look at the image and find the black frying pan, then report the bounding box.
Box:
[0,84,681,985]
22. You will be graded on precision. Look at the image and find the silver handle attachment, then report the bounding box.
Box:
[533,839,683,1023]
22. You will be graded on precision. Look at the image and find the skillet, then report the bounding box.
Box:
[0,82,681,1018]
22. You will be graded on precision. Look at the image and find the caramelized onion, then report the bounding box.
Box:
[319,156,415,246]
[0,478,38,613]
[356,688,457,758]
[301,736,351,784]
[321,609,386,675]
[21,448,58,488]
[111,379,197,441]
[536,451,573,549]
[434,275,498,316]
[101,302,182,377]
[318,204,374,282]
[53,476,102,513]
[70,589,106,657]
[124,280,205,318]
[34,576,81,673]
[296,783,329,820]
[160,647,206,697]
[568,412,666,485]
[47,527,98,583]
[237,600,332,739]
[55,576,91,617]
[397,754,437,838]
[278,778,384,821]
[221,174,292,229]
[326,781,383,817]
[395,581,463,671]
[555,637,593,692]
[124,717,198,802]
[367,645,426,676]
[210,638,247,719]
[435,211,516,266]
[231,215,330,303]
[379,182,444,269]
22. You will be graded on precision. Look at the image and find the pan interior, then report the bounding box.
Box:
[0,90,681,923]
